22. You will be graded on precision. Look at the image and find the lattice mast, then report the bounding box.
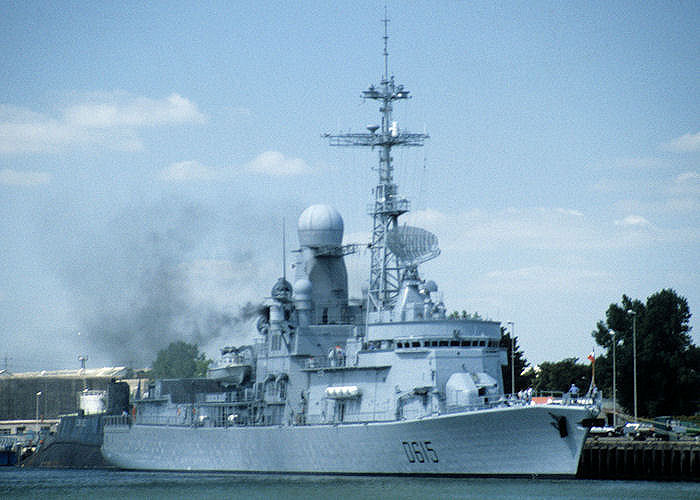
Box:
[325,13,428,318]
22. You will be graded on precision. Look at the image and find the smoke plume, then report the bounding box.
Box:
[58,200,268,368]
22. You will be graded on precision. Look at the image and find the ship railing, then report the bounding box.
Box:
[303,356,347,369]
[103,415,132,427]
[129,414,255,428]
[303,412,400,425]
[503,390,601,408]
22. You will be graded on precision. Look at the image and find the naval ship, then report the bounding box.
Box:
[102,19,600,476]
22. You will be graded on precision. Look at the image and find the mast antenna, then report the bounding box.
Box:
[383,5,389,81]
[323,8,429,321]
[282,218,287,280]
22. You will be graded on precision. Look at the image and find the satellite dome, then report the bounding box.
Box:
[271,278,293,301]
[423,280,438,293]
[297,205,344,247]
[293,278,312,299]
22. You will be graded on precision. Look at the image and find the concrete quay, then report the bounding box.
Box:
[578,437,699,481]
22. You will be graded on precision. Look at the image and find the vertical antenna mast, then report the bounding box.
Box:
[324,9,429,321]
[282,218,286,280]
[383,5,389,82]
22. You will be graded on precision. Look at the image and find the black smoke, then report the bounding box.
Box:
[54,200,264,368]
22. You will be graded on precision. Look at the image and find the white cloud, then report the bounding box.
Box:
[662,132,700,152]
[0,168,51,186]
[159,161,221,182]
[161,151,311,183]
[0,93,204,153]
[614,215,650,227]
[64,93,204,128]
[669,171,700,195]
[555,208,584,217]
[245,151,310,176]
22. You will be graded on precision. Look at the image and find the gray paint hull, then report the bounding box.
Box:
[102,405,590,476]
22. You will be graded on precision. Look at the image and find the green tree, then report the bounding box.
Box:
[534,357,592,393]
[151,341,212,379]
[500,329,532,393]
[591,289,698,417]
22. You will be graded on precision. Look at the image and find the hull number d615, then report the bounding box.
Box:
[402,441,439,463]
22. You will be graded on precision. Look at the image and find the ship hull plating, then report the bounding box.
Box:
[103,405,590,476]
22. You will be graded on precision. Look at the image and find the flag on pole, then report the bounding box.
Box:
[587,351,595,363]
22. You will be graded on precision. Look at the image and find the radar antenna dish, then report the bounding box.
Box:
[386,225,441,267]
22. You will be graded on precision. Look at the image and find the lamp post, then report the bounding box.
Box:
[627,309,638,421]
[610,329,616,427]
[35,391,42,434]
[507,321,515,395]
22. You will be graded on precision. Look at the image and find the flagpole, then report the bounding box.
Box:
[587,350,596,394]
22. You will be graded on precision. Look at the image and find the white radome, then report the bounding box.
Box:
[297,204,344,247]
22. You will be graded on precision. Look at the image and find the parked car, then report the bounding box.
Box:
[589,425,618,437]
[620,422,654,440]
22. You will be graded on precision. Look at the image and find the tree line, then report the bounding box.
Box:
[500,288,698,417]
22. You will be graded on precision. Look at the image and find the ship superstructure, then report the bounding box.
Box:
[102,16,600,476]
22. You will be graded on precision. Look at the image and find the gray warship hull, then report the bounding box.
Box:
[103,405,591,476]
[102,16,601,478]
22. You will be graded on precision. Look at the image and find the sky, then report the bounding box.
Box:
[1,1,698,371]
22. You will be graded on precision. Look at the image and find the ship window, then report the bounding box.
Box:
[322,308,328,324]
[423,341,430,347]
[397,342,403,348]
[479,340,486,346]
[431,341,438,347]
[439,340,448,347]
[450,340,459,346]
[412,341,420,348]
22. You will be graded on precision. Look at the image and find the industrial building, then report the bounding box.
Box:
[0,367,129,435]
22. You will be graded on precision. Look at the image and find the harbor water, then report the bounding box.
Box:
[1,469,697,500]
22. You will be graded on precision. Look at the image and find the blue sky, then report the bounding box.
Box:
[1,1,698,371]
